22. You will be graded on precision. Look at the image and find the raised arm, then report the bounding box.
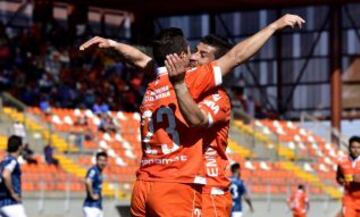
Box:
[79,36,153,73]
[215,14,305,76]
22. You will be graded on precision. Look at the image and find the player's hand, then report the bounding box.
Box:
[165,54,187,85]
[79,36,117,51]
[92,193,100,200]
[271,14,305,30]
[11,193,21,202]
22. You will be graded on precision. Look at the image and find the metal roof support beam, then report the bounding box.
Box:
[330,4,342,145]
[276,9,284,117]
[283,11,330,112]
[343,5,360,45]
[5,1,28,27]
[216,14,277,113]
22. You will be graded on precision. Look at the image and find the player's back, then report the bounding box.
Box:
[230,177,247,212]
[0,155,21,202]
[137,63,222,184]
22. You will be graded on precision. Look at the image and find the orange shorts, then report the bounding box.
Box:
[343,197,360,217]
[130,180,202,217]
[293,213,306,217]
[202,190,232,217]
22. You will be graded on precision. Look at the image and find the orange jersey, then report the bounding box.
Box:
[137,62,223,184]
[199,87,231,192]
[288,190,309,215]
[338,156,360,207]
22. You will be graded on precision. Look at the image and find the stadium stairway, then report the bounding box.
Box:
[231,119,341,199]
[2,107,128,199]
[231,120,296,160]
[279,161,341,199]
[2,107,78,152]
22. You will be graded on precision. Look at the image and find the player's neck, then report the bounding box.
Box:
[8,152,18,158]
[350,154,360,161]
[156,67,167,77]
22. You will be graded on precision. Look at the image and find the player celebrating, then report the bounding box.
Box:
[287,185,309,217]
[79,14,305,217]
[337,136,360,217]
[0,135,26,217]
[83,152,108,217]
[229,163,254,217]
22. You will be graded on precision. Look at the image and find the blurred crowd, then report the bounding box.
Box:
[0,22,144,112]
[0,22,269,119]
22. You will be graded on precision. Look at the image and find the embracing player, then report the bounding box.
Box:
[80,14,305,217]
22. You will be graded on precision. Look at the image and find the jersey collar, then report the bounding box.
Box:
[156,67,168,76]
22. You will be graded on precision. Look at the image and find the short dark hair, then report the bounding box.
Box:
[152,27,188,66]
[96,151,108,160]
[298,184,305,190]
[7,135,22,153]
[230,162,240,173]
[200,34,233,59]
[349,136,360,146]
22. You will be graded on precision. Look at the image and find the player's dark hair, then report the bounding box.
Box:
[231,162,241,173]
[96,151,108,160]
[200,34,233,59]
[7,135,22,153]
[298,184,304,190]
[152,27,188,67]
[349,136,360,147]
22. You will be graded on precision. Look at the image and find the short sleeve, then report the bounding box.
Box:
[86,168,96,181]
[4,160,17,173]
[185,62,223,100]
[198,90,230,127]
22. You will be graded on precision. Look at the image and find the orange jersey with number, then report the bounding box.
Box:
[288,190,308,215]
[338,156,360,206]
[199,87,231,191]
[137,62,223,184]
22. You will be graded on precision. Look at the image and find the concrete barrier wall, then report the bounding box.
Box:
[20,197,342,217]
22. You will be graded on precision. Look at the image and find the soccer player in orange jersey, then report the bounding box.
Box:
[287,185,309,217]
[337,136,360,217]
[80,14,305,217]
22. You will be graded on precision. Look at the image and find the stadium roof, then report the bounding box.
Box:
[58,0,360,15]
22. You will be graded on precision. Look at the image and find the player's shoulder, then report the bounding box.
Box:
[3,156,17,165]
[337,155,349,164]
[88,166,99,175]
[231,177,243,185]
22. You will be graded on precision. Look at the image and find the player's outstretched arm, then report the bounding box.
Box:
[215,14,305,76]
[79,36,153,73]
[165,54,209,127]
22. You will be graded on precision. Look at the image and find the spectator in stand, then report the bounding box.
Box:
[39,98,51,115]
[43,144,59,166]
[21,143,37,164]
[12,122,26,139]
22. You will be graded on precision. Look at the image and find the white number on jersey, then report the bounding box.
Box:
[230,183,239,199]
[142,107,180,155]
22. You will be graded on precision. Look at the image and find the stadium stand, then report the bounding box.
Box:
[0,105,341,199]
